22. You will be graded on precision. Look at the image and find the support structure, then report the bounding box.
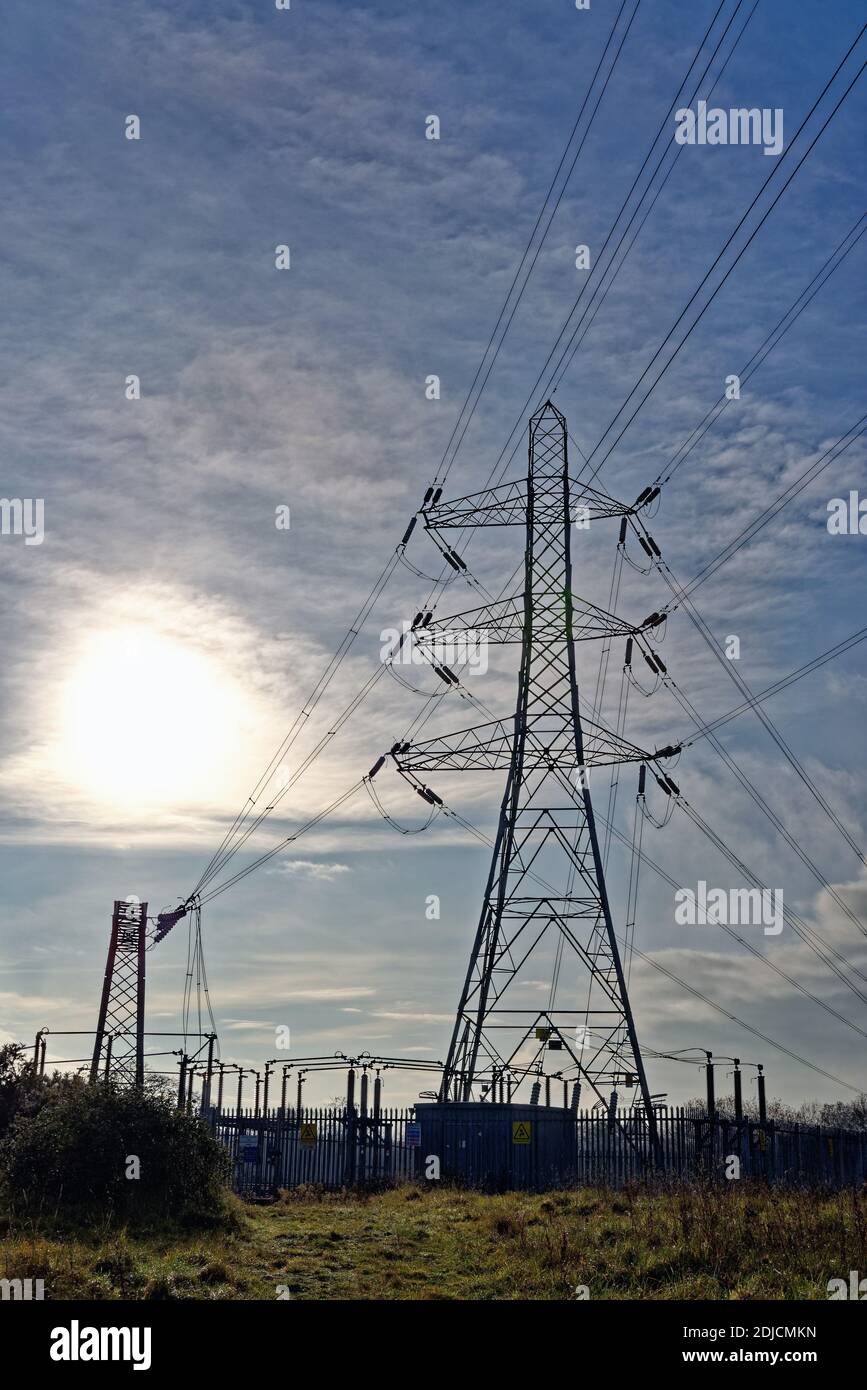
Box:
[90,897,148,1086]
[397,403,675,1157]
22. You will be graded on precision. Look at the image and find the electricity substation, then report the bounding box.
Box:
[17,3,867,1195]
[27,402,867,1194]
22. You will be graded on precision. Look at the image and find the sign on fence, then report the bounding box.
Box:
[299,1121,317,1147]
[405,1122,421,1148]
[512,1121,532,1145]
[239,1134,259,1163]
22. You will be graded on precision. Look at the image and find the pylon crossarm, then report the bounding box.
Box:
[422,476,633,529]
[395,715,654,772]
[409,591,638,646]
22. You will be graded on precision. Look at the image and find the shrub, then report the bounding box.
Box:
[0,1044,46,1141]
[0,1078,230,1225]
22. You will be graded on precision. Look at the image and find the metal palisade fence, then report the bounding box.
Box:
[212,1107,420,1195]
[207,1106,867,1195]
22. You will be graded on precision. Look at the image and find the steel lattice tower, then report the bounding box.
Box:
[397,402,672,1137]
[90,897,148,1086]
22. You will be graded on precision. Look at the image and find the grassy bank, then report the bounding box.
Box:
[2,1182,866,1300]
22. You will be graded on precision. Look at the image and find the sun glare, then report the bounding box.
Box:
[59,625,251,810]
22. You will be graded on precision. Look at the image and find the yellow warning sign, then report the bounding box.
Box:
[299,1122,317,1147]
[512,1121,532,1145]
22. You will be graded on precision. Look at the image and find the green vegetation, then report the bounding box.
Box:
[2,1048,864,1300]
[3,1183,866,1300]
[0,1044,230,1225]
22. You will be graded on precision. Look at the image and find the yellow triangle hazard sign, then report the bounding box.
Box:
[512,1121,532,1144]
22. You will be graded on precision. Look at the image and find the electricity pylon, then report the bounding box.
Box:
[90,897,149,1085]
[397,402,674,1142]
[89,897,190,1086]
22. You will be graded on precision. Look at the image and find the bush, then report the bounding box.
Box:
[0,1078,230,1225]
[0,1043,46,1141]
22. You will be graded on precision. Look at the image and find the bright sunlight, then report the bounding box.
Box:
[59,625,253,811]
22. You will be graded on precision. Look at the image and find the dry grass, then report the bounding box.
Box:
[2,1181,865,1300]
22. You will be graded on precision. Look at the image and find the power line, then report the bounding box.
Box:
[549,0,761,396]
[676,797,867,999]
[414,1,756,620]
[434,0,640,486]
[659,414,867,603]
[597,800,867,1035]
[190,4,797,893]
[666,575,866,863]
[649,654,867,940]
[622,937,862,1093]
[440,800,862,1094]
[189,4,647,895]
[683,624,867,743]
[628,414,867,871]
[198,781,365,906]
[655,212,867,488]
[476,0,757,493]
[579,29,867,485]
[193,554,400,894]
[183,24,866,1105]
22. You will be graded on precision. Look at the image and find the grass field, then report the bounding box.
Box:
[3,1183,866,1300]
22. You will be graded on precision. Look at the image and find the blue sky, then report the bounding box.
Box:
[1,0,865,1107]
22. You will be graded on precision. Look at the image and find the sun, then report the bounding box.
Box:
[59,624,252,811]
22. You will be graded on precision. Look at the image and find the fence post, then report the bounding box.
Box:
[757,1066,767,1124]
[236,1067,244,1117]
[200,1035,216,1115]
[705,1053,715,1116]
[358,1071,369,1185]
[372,1076,383,1179]
[345,1067,357,1185]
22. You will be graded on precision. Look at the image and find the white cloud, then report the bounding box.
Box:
[269,859,351,881]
